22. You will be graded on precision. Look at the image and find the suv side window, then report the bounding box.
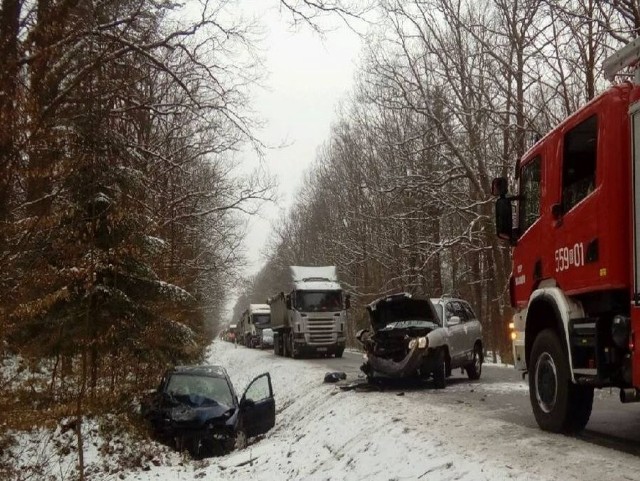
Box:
[518,155,541,234]
[462,303,477,322]
[445,302,456,323]
[562,115,597,213]
[456,302,470,322]
[449,301,468,322]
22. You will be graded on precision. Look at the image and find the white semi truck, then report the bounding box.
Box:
[269,266,349,358]
[239,304,271,348]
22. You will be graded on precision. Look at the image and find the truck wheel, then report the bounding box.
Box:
[529,328,593,433]
[335,348,344,358]
[433,349,447,389]
[273,334,280,356]
[466,343,483,380]
[290,335,300,359]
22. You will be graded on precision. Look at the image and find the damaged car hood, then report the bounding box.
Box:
[366,293,440,332]
[167,403,236,427]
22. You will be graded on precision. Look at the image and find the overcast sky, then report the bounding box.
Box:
[239,2,363,277]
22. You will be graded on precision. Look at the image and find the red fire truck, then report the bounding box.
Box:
[492,38,640,433]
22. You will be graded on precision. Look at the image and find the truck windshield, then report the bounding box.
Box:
[253,314,270,327]
[296,291,342,312]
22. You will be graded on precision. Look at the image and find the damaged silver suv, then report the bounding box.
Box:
[357,293,483,388]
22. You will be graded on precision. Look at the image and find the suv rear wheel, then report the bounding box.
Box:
[466,343,483,380]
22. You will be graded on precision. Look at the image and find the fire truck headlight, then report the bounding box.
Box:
[612,315,631,349]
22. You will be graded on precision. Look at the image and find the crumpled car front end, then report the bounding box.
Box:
[155,401,240,455]
[357,293,441,379]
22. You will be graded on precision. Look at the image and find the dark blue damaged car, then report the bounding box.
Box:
[141,365,275,457]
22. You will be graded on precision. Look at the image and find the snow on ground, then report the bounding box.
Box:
[116,342,640,481]
[7,342,639,480]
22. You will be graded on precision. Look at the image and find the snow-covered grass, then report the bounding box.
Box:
[7,341,640,480]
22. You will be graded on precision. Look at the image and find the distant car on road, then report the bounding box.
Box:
[357,293,483,388]
[261,328,274,349]
[141,365,275,457]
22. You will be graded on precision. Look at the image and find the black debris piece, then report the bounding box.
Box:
[324,371,347,383]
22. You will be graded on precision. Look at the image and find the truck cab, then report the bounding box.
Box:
[240,304,271,348]
[492,39,640,433]
[269,266,349,358]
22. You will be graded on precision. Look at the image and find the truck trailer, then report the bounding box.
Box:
[492,38,640,433]
[269,266,349,358]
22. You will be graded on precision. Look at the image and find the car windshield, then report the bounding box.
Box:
[384,319,439,330]
[253,314,270,327]
[296,291,342,311]
[166,374,234,407]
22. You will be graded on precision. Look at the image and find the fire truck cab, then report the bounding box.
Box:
[493,38,640,433]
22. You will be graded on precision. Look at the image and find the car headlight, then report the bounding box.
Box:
[417,337,428,349]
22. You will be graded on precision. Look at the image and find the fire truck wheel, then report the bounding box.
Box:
[529,328,593,433]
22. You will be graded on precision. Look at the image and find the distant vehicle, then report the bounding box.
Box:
[357,293,483,388]
[269,266,350,358]
[261,328,274,349]
[239,304,271,348]
[141,365,275,458]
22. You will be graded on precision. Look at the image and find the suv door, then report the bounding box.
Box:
[460,301,482,358]
[444,301,466,366]
[240,373,275,437]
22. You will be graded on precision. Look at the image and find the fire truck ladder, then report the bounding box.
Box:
[603,37,640,83]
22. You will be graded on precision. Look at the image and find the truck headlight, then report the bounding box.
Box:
[417,337,428,349]
[408,339,417,350]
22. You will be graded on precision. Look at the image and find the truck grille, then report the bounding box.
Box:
[307,318,337,344]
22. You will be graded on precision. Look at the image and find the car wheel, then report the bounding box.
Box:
[433,349,447,389]
[466,343,483,380]
[529,329,593,433]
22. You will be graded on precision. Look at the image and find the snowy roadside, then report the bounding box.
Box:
[118,341,640,481]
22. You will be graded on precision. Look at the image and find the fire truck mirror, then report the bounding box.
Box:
[491,177,508,197]
[495,197,513,241]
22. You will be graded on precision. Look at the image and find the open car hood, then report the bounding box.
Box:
[366,293,439,332]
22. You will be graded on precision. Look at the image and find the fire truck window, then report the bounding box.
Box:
[562,115,597,213]
[518,155,541,234]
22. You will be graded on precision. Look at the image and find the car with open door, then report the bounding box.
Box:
[141,365,275,458]
[357,293,483,388]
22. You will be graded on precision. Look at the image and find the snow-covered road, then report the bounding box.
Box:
[121,341,640,481]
